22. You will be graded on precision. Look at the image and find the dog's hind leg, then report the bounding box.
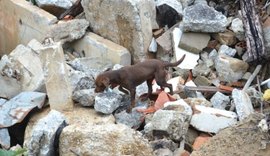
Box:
[119,85,129,94]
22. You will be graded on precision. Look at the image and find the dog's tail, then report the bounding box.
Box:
[163,54,186,67]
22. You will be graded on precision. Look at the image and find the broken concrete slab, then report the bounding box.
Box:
[0,91,46,128]
[214,54,249,82]
[82,0,157,62]
[9,44,45,92]
[39,41,74,111]
[48,19,89,43]
[71,32,131,66]
[24,110,66,156]
[210,91,230,110]
[59,123,154,156]
[179,32,210,54]
[232,89,254,121]
[172,27,200,69]
[0,0,57,55]
[182,4,228,33]
[190,105,237,133]
[94,92,123,114]
[0,128,10,149]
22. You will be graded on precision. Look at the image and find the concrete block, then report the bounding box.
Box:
[71,32,131,66]
[40,42,74,111]
[0,0,57,55]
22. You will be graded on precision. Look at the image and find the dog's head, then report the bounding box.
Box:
[94,74,110,93]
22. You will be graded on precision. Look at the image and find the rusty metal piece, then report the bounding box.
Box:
[183,86,232,94]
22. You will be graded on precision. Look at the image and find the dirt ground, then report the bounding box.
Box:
[191,113,270,156]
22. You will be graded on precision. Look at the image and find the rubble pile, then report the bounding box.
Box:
[1,0,270,155]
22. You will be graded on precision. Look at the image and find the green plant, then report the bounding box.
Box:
[0,148,27,156]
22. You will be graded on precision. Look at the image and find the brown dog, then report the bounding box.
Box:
[94,54,186,112]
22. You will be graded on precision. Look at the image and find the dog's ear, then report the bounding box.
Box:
[101,77,110,87]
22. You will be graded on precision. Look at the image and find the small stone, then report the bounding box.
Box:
[232,89,254,120]
[218,44,237,57]
[213,30,237,46]
[36,0,77,9]
[192,133,211,151]
[154,148,173,156]
[182,4,228,33]
[230,18,245,41]
[94,92,123,114]
[210,92,230,110]
[150,138,178,151]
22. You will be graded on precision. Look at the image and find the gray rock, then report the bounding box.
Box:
[150,138,178,151]
[182,4,227,32]
[190,105,237,133]
[59,123,154,156]
[218,44,237,57]
[36,0,77,9]
[145,100,192,141]
[0,92,46,128]
[230,18,245,41]
[210,92,230,110]
[72,89,96,107]
[114,104,146,129]
[154,148,173,156]
[94,91,123,114]
[263,27,270,57]
[0,128,10,149]
[214,54,249,82]
[232,89,254,121]
[48,19,89,43]
[209,49,218,60]
[82,0,157,63]
[192,63,211,77]
[24,110,66,156]
[73,76,95,91]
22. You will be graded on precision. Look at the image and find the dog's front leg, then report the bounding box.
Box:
[127,88,136,113]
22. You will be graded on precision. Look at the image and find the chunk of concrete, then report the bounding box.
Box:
[213,30,237,46]
[94,92,123,114]
[71,32,131,66]
[210,92,230,110]
[36,0,77,9]
[82,0,157,62]
[0,0,57,55]
[215,54,249,82]
[72,89,96,107]
[0,128,10,149]
[192,63,211,77]
[0,92,46,128]
[9,44,44,92]
[230,18,245,41]
[59,123,154,156]
[232,89,254,121]
[218,44,237,57]
[182,4,227,32]
[179,32,210,54]
[190,105,237,133]
[48,19,89,43]
[172,27,200,69]
[39,41,74,111]
[24,110,66,156]
[145,100,192,141]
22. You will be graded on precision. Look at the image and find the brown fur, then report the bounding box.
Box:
[95,54,186,112]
